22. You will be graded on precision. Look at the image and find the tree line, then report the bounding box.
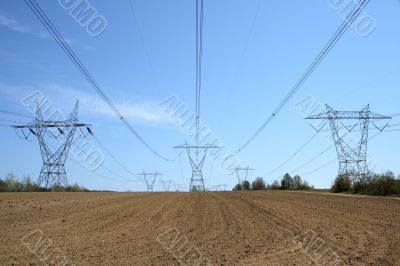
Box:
[0,173,89,192]
[233,174,313,191]
[332,171,400,196]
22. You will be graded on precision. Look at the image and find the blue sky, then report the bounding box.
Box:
[0,0,400,191]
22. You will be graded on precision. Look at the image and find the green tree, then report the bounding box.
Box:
[190,185,203,192]
[300,180,313,190]
[241,180,251,190]
[281,173,293,190]
[293,175,302,190]
[22,176,38,192]
[0,179,7,192]
[331,174,352,193]
[233,183,242,191]
[4,173,23,192]
[270,180,281,190]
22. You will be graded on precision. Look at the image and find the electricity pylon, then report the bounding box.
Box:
[209,185,219,191]
[172,184,185,192]
[220,184,229,191]
[173,0,218,192]
[161,179,173,192]
[234,166,255,184]
[306,105,391,181]
[174,144,219,192]
[210,184,228,191]
[138,171,162,192]
[12,101,92,189]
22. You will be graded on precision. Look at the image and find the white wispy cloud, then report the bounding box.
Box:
[0,14,47,37]
[0,15,28,32]
[0,14,92,50]
[0,83,172,125]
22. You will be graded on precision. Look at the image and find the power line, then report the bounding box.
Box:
[56,137,141,183]
[266,111,399,179]
[384,129,400,132]
[306,105,391,181]
[91,134,143,181]
[288,134,359,177]
[0,123,13,127]
[299,158,337,177]
[177,151,187,187]
[0,109,35,119]
[234,0,371,154]
[266,113,399,180]
[388,123,400,127]
[12,101,91,188]
[35,125,141,184]
[287,117,395,179]
[288,145,333,175]
[97,162,136,182]
[389,113,400,118]
[174,0,216,192]
[0,117,25,125]
[206,161,214,189]
[24,0,175,162]
[11,104,138,185]
[296,130,383,178]
[195,0,204,149]
[226,0,263,101]
[265,131,319,178]
[127,0,160,89]
[137,171,163,191]
[66,152,140,183]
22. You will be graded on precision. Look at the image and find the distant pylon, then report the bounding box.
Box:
[210,184,228,191]
[306,105,391,181]
[12,101,92,189]
[172,184,184,192]
[137,171,162,192]
[234,166,255,184]
[209,185,220,191]
[174,144,219,192]
[173,0,218,192]
[161,179,173,192]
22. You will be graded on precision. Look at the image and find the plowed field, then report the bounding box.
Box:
[1,191,399,265]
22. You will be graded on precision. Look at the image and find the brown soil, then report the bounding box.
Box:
[1,191,399,265]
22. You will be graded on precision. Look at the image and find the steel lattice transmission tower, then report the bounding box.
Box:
[12,101,92,189]
[161,179,173,192]
[234,166,255,184]
[174,144,219,192]
[138,171,162,192]
[210,184,229,191]
[306,105,391,181]
[173,0,219,192]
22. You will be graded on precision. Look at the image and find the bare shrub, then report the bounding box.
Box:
[252,177,266,190]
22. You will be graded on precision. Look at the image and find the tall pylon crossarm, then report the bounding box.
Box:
[138,171,163,192]
[12,100,92,189]
[234,166,255,185]
[306,105,391,182]
[174,144,219,192]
